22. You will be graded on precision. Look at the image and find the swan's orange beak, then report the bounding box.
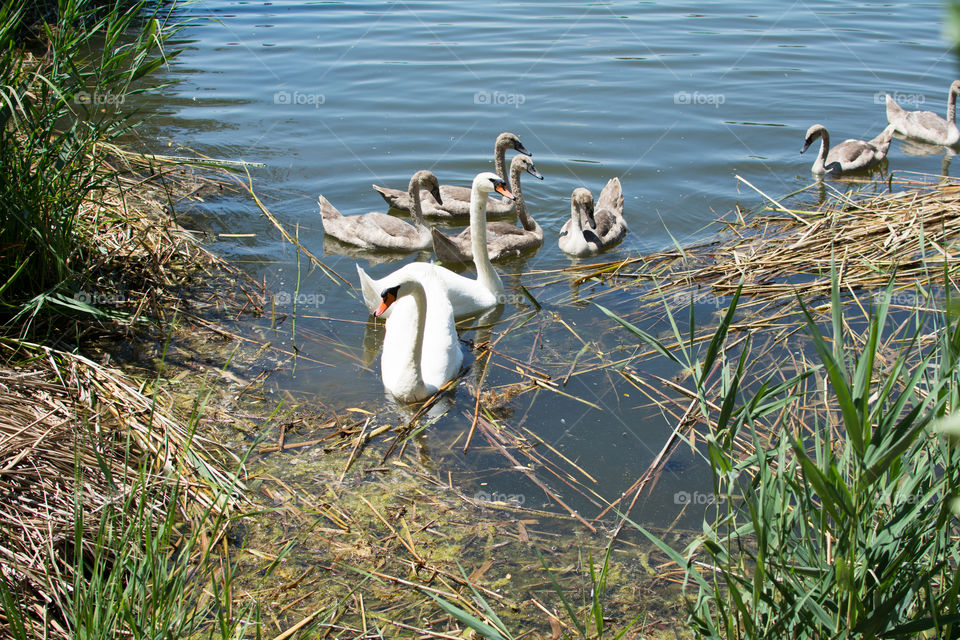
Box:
[495,183,514,200]
[374,286,399,317]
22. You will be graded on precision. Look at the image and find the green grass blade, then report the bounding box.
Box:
[428,593,511,640]
[594,303,681,365]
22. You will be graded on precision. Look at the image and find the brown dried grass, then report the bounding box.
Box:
[0,152,254,637]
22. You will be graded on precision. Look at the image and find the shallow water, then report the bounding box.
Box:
[130,0,958,525]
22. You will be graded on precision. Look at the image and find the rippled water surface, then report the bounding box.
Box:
[132,1,957,524]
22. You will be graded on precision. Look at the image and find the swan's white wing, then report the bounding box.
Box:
[357,264,385,315]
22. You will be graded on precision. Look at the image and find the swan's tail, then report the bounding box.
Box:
[371,184,410,211]
[596,177,626,228]
[318,195,342,220]
[871,123,897,157]
[430,228,471,264]
[885,94,907,128]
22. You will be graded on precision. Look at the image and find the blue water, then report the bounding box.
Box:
[134,0,958,523]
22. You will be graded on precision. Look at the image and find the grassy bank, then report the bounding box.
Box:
[0,3,264,637]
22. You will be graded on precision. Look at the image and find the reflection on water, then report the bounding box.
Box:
[129,0,958,526]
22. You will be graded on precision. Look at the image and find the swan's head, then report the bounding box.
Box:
[374,284,401,318]
[474,171,514,200]
[511,155,544,181]
[497,132,531,157]
[571,187,596,225]
[412,169,443,206]
[951,80,960,96]
[801,124,827,154]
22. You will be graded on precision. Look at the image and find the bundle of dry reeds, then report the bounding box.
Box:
[554,176,960,310]
[659,176,960,301]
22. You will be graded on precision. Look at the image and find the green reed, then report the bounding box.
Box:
[622,267,960,639]
[0,0,179,325]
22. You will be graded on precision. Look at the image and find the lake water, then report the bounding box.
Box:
[133,0,957,525]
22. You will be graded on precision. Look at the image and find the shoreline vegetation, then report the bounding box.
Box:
[2,2,959,639]
[0,2,261,637]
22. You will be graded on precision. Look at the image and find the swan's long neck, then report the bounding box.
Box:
[569,200,584,235]
[948,85,958,124]
[493,138,508,181]
[408,176,425,228]
[470,185,503,295]
[816,128,830,169]
[510,163,534,232]
[395,282,427,391]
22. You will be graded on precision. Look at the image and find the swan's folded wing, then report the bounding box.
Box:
[438,184,474,204]
[831,140,874,166]
[357,264,383,315]
[485,222,529,238]
[885,94,907,126]
[320,197,370,246]
[431,227,471,263]
[358,212,417,238]
[903,111,951,142]
[869,124,895,156]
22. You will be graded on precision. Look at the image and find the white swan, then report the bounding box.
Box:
[558,178,627,257]
[886,80,960,147]
[373,263,463,402]
[371,132,530,220]
[320,170,440,251]
[800,123,895,176]
[358,172,512,318]
[430,155,544,263]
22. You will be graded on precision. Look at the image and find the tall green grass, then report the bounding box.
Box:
[619,272,960,638]
[0,0,179,325]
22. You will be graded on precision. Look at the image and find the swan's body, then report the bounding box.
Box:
[886,81,960,147]
[371,132,530,220]
[320,171,440,251]
[359,172,513,318]
[558,178,627,257]
[801,124,895,176]
[373,264,463,402]
[431,156,544,263]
